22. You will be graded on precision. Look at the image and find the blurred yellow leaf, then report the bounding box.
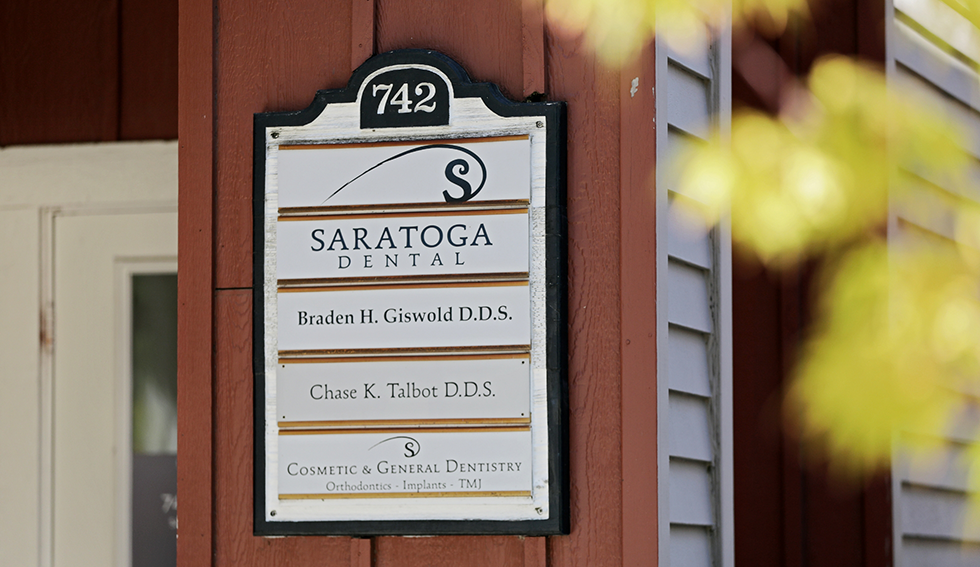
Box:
[676,56,968,265]
[788,240,980,474]
[539,0,808,64]
[543,0,980,499]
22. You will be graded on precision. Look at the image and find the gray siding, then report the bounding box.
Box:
[888,0,980,564]
[657,28,733,567]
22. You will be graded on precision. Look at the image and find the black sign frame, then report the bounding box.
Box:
[253,49,567,536]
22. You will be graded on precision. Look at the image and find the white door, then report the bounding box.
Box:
[53,210,177,567]
[0,142,177,567]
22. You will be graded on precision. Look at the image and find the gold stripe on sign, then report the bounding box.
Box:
[279,426,531,436]
[280,279,528,293]
[278,199,530,219]
[278,417,532,430]
[279,205,528,222]
[278,272,528,290]
[280,352,530,364]
[278,134,529,152]
[279,345,531,360]
[279,491,532,500]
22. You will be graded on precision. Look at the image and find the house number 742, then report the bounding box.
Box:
[372,83,437,114]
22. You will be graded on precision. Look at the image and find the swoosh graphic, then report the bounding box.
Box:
[322,144,487,204]
[368,435,421,458]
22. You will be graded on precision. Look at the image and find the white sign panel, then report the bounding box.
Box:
[277,357,531,425]
[277,284,530,351]
[277,136,531,208]
[276,211,530,280]
[278,430,533,497]
[255,50,566,535]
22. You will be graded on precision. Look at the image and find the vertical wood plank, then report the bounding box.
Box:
[213,290,351,566]
[351,538,372,567]
[620,45,659,567]
[213,0,352,289]
[351,0,375,72]
[546,29,624,567]
[375,0,524,99]
[781,268,870,567]
[374,536,524,567]
[0,0,177,145]
[805,469,865,567]
[120,0,179,140]
[177,0,214,562]
[863,474,893,567]
[0,0,119,144]
[780,270,804,567]
[732,4,892,563]
[856,0,886,63]
[806,0,858,65]
[732,259,786,567]
[524,536,547,567]
[521,1,546,98]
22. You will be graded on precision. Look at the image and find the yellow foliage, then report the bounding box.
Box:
[540,0,807,63]
[543,0,980,494]
[677,56,967,265]
[787,241,980,473]
[681,57,978,479]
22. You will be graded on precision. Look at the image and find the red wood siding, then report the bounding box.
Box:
[620,47,659,567]
[375,0,526,100]
[120,0,178,140]
[0,0,177,145]
[176,0,213,562]
[732,260,893,567]
[731,1,892,564]
[178,1,659,565]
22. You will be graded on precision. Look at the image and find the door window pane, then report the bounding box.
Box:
[131,274,177,567]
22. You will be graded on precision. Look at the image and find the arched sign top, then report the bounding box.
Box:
[258,49,558,131]
[253,50,567,537]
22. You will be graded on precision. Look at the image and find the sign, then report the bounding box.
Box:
[254,50,566,535]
